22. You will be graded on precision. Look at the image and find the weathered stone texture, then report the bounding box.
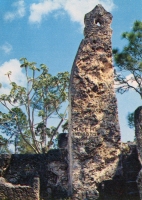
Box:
[1,4,142,200]
[68,4,121,199]
[0,177,39,200]
[135,107,142,163]
[0,149,68,200]
[98,143,140,200]
[0,144,141,199]
[135,106,142,199]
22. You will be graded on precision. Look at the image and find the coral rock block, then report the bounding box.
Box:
[68,4,121,199]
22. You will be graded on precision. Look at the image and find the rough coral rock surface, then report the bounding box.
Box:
[135,106,142,200]
[0,177,39,200]
[0,149,68,200]
[68,4,121,199]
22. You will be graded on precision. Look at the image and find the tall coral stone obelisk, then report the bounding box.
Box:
[68,4,121,199]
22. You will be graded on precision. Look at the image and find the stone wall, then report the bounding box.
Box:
[0,176,39,200]
[98,143,141,200]
[0,4,141,200]
[134,106,142,200]
[0,148,68,200]
[68,4,121,199]
[0,143,141,200]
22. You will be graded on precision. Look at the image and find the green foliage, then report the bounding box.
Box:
[0,135,11,154]
[113,21,142,134]
[0,58,69,154]
[62,120,68,133]
[127,112,135,129]
[113,20,142,97]
[0,108,30,154]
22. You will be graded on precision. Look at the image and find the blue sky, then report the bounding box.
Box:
[0,0,142,142]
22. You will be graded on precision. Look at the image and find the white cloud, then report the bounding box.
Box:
[115,74,139,90]
[29,0,62,23]
[64,0,114,26]
[4,0,25,21]
[0,43,13,54]
[0,59,26,95]
[29,0,115,26]
[126,74,139,88]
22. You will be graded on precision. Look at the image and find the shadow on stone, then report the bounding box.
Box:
[97,144,141,200]
[0,147,68,200]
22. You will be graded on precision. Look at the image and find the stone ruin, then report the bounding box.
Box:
[0,4,142,200]
[68,4,121,199]
[135,107,142,200]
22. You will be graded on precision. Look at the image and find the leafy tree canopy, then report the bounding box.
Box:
[0,58,69,154]
[113,20,142,98]
[0,135,10,154]
[113,21,142,134]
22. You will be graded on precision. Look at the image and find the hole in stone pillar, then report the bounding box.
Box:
[96,22,101,26]
[95,19,101,26]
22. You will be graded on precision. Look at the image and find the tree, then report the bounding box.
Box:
[0,58,69,154]
[113,20,142,98]
[113,21,142,134]
[62,120,68,133]
[127,112,135,129]
[0,135,11,154]
[0,108,34,154]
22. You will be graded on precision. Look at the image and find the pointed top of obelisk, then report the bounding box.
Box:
[84,4,112,38]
